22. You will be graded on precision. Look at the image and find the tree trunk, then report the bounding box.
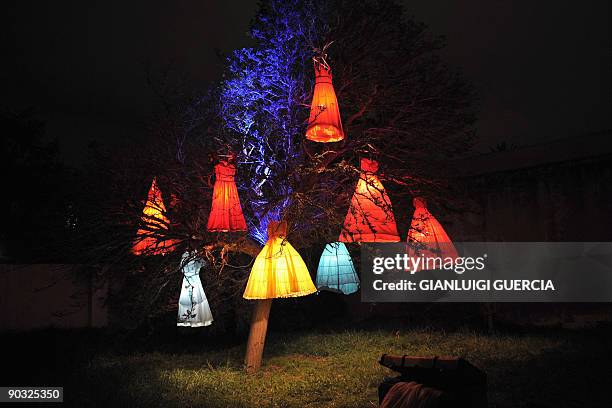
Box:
[244,299,273,373]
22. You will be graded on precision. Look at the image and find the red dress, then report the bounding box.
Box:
[407,197,458,261]
[305,61,345,143]
[339,159,400,242]
[206,161,247,232]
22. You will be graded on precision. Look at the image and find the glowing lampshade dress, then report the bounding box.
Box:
[177,252,213,327]
[339,159,400,243]
[132,177,177,256]
[316,242,359,294]
[407,197,458,263]
[243,221,316,299]
[305,58,345,143]
[207,160,247,232]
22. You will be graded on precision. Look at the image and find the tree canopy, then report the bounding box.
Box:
[91,0,476,327]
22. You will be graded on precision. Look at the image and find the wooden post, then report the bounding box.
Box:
[244,299,273,373]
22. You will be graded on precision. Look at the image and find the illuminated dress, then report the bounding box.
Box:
[316,242,359,294]
[132,177,177,255]
[339,158,400,243]
[243,221,317,299]
[407,197,458,267]
[177,252,213,327]
[305,57,345,143]
[206,160,247,232]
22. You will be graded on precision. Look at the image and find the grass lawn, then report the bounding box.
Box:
[39,326,609,407]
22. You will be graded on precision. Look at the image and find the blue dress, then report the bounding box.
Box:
[316,242,359,294]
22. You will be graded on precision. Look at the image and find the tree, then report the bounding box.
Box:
[92,0,475,367]
[220,0,475,250]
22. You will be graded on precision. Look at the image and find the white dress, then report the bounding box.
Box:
[177,252,213,327]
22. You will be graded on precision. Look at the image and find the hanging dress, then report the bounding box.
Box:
[339,158,400,243]
[206,160,247,232]
[406,197,458,271]
[177,252,213,327]
[132,177,177,256]
[316,242,359,294]
[305,59,345,143]
[243,221,317,299]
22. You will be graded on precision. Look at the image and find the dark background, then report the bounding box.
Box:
[1,1,610,166]
[1,4,611,406]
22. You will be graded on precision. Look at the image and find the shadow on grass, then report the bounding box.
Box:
[1,324,611,407]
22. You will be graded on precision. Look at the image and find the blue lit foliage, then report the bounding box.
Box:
[221,0,321,244]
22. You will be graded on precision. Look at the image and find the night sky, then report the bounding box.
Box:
[2,1,610,165]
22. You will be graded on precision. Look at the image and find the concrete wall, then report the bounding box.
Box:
[452,132,612,242]
[446,133,612,328]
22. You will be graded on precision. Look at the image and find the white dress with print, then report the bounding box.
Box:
[177,252,213,327]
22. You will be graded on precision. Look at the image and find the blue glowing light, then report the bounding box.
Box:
[220,0,316,244]
[316,242,359,295]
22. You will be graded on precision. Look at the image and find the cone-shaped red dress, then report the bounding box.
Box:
[206,160,247,232]
[339,159,400,243]
[407,197,458,262]
[305,61,344,143]
[132,178,177,256]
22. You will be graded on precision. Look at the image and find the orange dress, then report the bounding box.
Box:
[132,177,177,256]
[206,161,247,232]
[339,159,400,243]
[305,61,345,143]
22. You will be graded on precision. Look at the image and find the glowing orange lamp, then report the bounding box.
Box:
[305,56,344,143]
[132,178,177,256]
[339,159,400,243]
[407,197,458,262]
[207,159,247,232]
